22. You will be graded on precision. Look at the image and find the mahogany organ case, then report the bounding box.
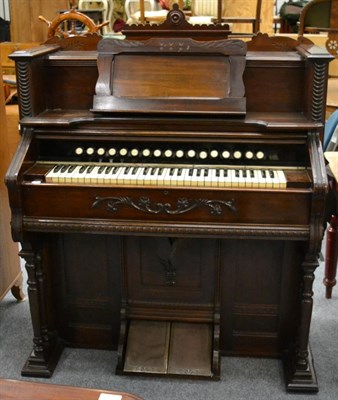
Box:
[5,29,333,392]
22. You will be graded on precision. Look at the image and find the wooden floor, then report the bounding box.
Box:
[0,379,143,400]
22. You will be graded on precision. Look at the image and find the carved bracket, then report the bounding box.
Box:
[92,196,236,216]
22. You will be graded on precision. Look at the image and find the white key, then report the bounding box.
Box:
[101,166,114,184]
[257,170,267,188]
[88,166,102,184]
[203,168,214,187]
[184,168,194,187]
[156,167,166,185]
[122,166,136,184]
[264,170,274,188]
[169,168,180,186]
[143,167,152,185]
[268,170,280,188]
[190,168,205,187]
[135,167,147,185]
[146,167,160,186]
[129,167,142,185]
[63,165,77,183]
[245,169,255,188]
[157,167,170,186]
[230,169,239,188]
[45,164,63,183]
[96,166,106,184]
[57,165,71,183]
[76,165,90,184]
[68,165,82,183]
[163,168,173,186]
[110,166,123,184]
[248,170,257,188]
[277,170,287,189]
[115,166,130,185]
[210,169,220,187]
[81,166,94,184]
[236,169,246,188]
[176,168,188,186]
[218,169,232,188]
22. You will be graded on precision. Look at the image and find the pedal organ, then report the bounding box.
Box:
[6,33,332,392]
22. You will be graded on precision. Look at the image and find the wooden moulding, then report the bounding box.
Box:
[123,3,231,41]
[93,37,247,116]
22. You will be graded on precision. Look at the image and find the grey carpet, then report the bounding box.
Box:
[1,252,337,400]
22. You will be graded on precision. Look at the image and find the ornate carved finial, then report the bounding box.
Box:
[168,3,185,26]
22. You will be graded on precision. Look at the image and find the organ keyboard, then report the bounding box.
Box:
[6,26,333,393]
[43,163,288,189]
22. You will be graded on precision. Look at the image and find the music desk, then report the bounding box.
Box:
[0,379,143,400]
[324,152,338,298]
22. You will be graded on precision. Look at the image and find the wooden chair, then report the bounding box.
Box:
[213,0,262,36]
[78,0,113,33]
[298,0,338,57]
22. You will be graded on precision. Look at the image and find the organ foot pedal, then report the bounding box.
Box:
[117,320,219,379]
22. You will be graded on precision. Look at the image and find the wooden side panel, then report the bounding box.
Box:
[51,233,122,349]
[0,50,21,300]
[124,237,217,319]
[220,239,302,356]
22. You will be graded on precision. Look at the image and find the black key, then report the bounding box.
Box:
[79,165,87,173]
[105,166,112,174]
[68,165,76,173]
[61,164,69,173]
[98,166,105,174]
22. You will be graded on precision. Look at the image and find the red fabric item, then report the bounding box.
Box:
[158,0,171,10]
[113,18,126,32]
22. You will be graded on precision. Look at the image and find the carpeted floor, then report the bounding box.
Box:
[0,254,337,400]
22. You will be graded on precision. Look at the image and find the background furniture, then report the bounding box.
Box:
[0,379,143,400]
[9,0,69,42]
[0,47,23,302]
[298,0,338,57]
[213,0,262,35]
[78,0,114,33]
[323,151,338,298]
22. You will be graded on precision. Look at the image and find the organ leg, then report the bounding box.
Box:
[19,242,63,377]
[284,254,318,392]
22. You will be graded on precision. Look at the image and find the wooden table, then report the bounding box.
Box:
[0,379,143,400]
[324,152,338,298]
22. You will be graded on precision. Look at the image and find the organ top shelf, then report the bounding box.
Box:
[9,34,333,133]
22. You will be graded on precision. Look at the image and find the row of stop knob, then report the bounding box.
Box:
[74,147,265,160]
